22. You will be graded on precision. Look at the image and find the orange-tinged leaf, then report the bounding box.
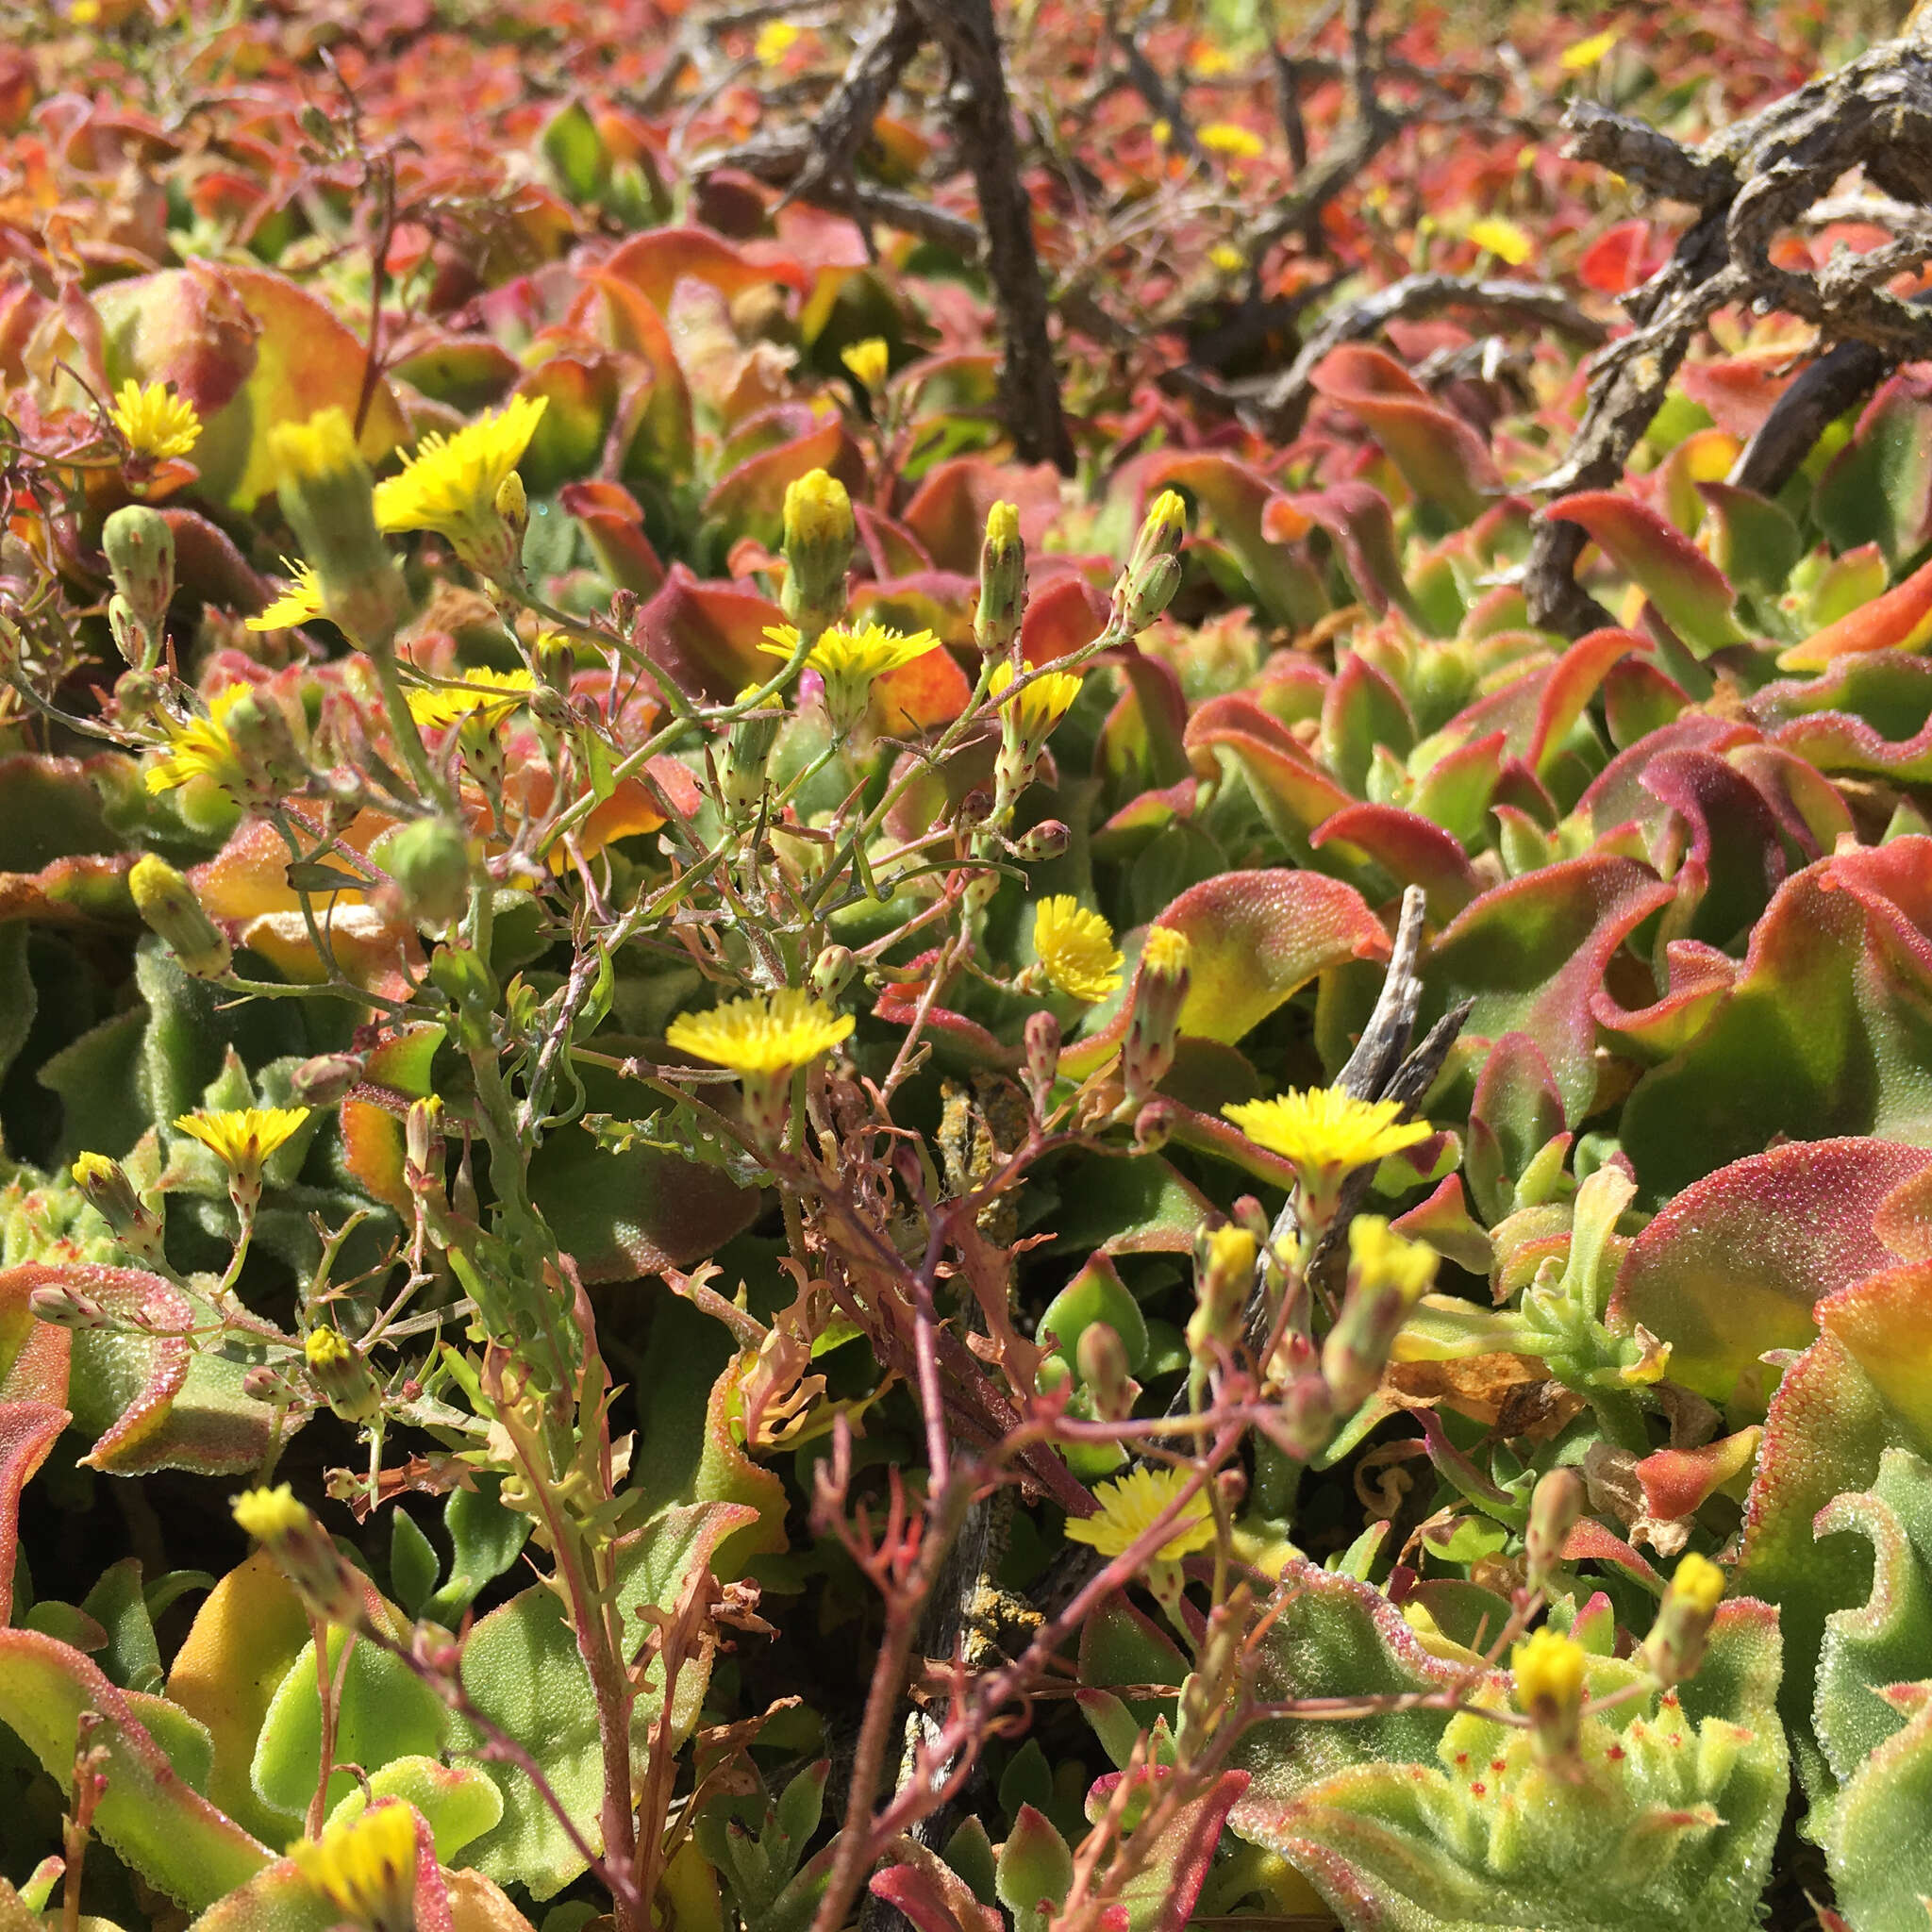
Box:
[1543,490,1747,656]
[1779,552,1932,670]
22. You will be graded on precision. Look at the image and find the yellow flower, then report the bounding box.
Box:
[232,1482,309,1541]
[1670,1550,1726,1617]
[758,622,939,684]
[1512,1626,1587,1724]
[1064,1465,1216,1562]
[1222,1087,1431,1179]
[666,988,855,1078]
[1467,216,1533,266]
[272,405,362,482]
[990,658,1082,742]
[1205,1224,1257,1279]
[755,17,799,63]
[144,683,252,798]
[289,1800,417,1932]
[1346,1215,1437,1301]
[841,337,891,392]
[1151,117,1173,146]
[406,665,541,731]
[1141,925,1192,980]
[305,1327,351,1369]
[109,377,201,461]
[1208,243,1246,275]
[1560,27,1619,71]
[174,1104,311,1179]
[373,393,548,574]
[1034,896,1123,1004]
[246,558,325,632]
[1198,122,1264,159]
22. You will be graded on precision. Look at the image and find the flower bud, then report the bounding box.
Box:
[1512,1626,1586,1761]
[1322,1216,1438,1413]
[231,1483,369,1631]
[1641,1551,1725,1687]
[406,1094,445,1180]
[291,1051,363,1108]
[1132,1097,1175,1153]
[1012,819,1070,863]
[1024,1007,1061,1098]
[722,686,783,820]
[841,337,890,394]
[269,408,408,648]
[779,469,854,624]
[494,469,528,560]
[1524,1467,1585,1592]
[1116,490,1187,631]
[1123,924,1191,1107]
[102,504,175,638]
[1075,1320,1137,1423]
[305,1324,382,1424]
[71,1151,166,1262]
[1268,1373,1334,1460]
[129,853,231,979]
[28,1281,108,1329]
[974,499,1026,655]
[810,943,858,1003]
[108,597,147,671]
[376,816,474,928]
[221,688,308,800]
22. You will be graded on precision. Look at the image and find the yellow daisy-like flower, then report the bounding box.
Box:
[289,1800,417,1932]
[143,683,253,798]
[232,1482,309,1541]
[1559,26,1619,71]
[1346,1214,1438,1302]
[989,658,1082,742]
[373,393,548,571]
[1222,1087,1431,1179]
[174,1104,311,1179]
[406,665,541,731]
[246,558,325,632]
[1467,215,1534,266]
[1197,122,1264,159]
[758,621,939,683]
[1671,1550,1726,1616]
[755,17,799,63]
[1064,1465,1216,1562]
[109,377,201,461]
[1034,896,1123,1004]
[1141,924,1192,980]
[841,337,891,392]
[666,988,855,1078]
[1208,243,1246,275]
[1512,1625,1588,1736]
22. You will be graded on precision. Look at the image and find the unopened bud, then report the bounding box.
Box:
[102,504,175,637]
[1024,1008,1061,1098]
[1322,1216,1438,1413]
[129,854,231,979]
[270,408,408,648]
[241,1364,285,1402]
[1512,1627,1586,1761]
[533,629,575,693]
[305,1324,382,1424]
[1075,1320,1136,1423]
[1524,1467,1585,1592]
[406,1094,445,1178]
[231,1483,369,1631]
[28,1282,108,1329]
[1123,924,1191,1106]
[811,944,858,1002]
[1641,1551,1725,1687]
[974,499,1026,655]
[376,817,474,928]
[494,470,528,554]
[723,686,783,819]
[1268,1373,1334,1460]
[780,468,854,624]
[1132,1096,1175,1153]
[71,1151,165,1261]
[1117,489,1187,630]
[222,689,308,799]
[291,1052,362,1108]
[1013,819,1070,864]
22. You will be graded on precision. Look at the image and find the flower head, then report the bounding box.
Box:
[841,337,891,392]
[1671,1550,1726,1616]
[129,852,231,978]
[289,1800,417,1932]
[1560,26,1619,70]
[759,621,939,684]
[1034,896,1123,1004]
[782,469,855,557]
[666,988,854,1078]
[1222,1088,1431,1180]
[1346,1215,1438,1302]
[1512,1626,1588,1758]
[270,408,407,642]
[1208,242,1246,275]
[1064,1465,1215,1562]
[1198,122,1264,159]
[110,377,201,461]
[174,1105,310,1179]
[233,1482,308,1541]
[247,558,325,632]
[406,665,540,732]
[1141,925,1192,980]
[373,394,547,577]
[143,683,253,799]
[234,1481,368,1630]
[305,1326,351,1370]
[755,17,800,63]
[1467,215,1533,266]
[991,658,1082,741]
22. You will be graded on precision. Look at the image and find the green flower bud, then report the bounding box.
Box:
[1641,1551,1725,1687]
[102,504,175,637]
[1075,1320,1136,1423]
[375,817,474,928]
[221,689,308,800]
[129,853,231,978]
[1524,1466,1585,1592]
[1123,924,1192,1107]
[71,1150,165,1262]
[779,468,854,624]
[269,408,408,649]
[1012,819,1070,863]
[722,686,784,821]
[974,499,1026,655]
[810,943,858,1002]
[1116,489,1188,631]
[291,1052,363,1108]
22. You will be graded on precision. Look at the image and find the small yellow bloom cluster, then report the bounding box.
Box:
[289,1800,418,1932]
[1141,924,1192,980]
[232,1481,310,1541]
[1064,1464,1215,1563]
[109,377,201,461]
[1512,1625,1588,1758]
[174,1105,310,1183]
[1223,1087,1430,1181]
[1346,1214,1438,1302]
[374,393,547,577]
[1467,216,1533,266]
[667,988,854,1079]
[406,665,541,731]
[1033,896,1123,1004]
[247,558,325,633]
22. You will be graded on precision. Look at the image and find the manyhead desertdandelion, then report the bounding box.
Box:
[1032,896,1123,1004]
[289,1801,417,1932]
[668,988,854,1151]
[143,684,254,801]
[374,391,547,579]
[758,620,938,736]
[1223,1086,1431,1224]
[175,1105,310,1213]
[109,377,201,461]
[1065,1464,1216,1632]
[247,558,325,632]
